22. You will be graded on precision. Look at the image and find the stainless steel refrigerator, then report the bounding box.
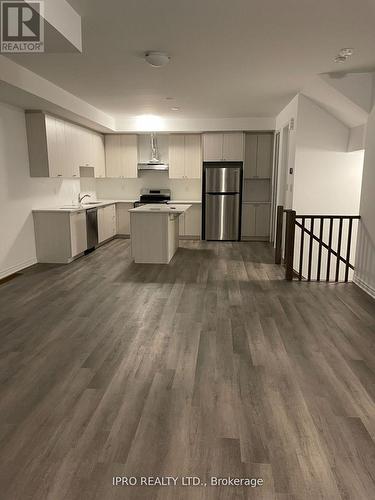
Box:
[203,162,242,241]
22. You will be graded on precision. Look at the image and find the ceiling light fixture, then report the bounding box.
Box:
[145,52,170,67]
[339,48,354,57]
[334,47,354,63]
[171,107,180,111]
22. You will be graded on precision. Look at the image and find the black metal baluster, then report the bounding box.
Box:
[335,218,343,282]
[299,217,305,280]
[326,217,334,281]
[317,218,324,281]
[307,217,314,281]
[344,218,353,282]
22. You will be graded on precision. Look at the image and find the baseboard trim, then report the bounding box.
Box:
[0,258,37,280]
[353,276,375,300]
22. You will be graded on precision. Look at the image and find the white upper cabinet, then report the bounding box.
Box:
[244,133,274,179]
[105,134,138,178]
[203,133,223,161]
[91,133,106,178]
[26,111,105,178]
[203,133,244,161]
[222,133,244,161]
[169,135,185,179]
[184,135,202,178]
[121,135,138,178]
[169,134,202,179]
[45,116,69,178]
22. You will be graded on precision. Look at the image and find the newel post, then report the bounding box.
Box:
[285,210,296,281]
[275,205,284,264]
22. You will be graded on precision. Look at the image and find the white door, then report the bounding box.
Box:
[184,135,202,179]
[184,205,201,237]
[241,204,256,238]
[116,203,132,235]
[179,213,185,237]
[45,116,60,177]
[121,135,138,178]
[92,134,106,178]
[244,134,258,179]
[255,204,271,238]
[65,123,81,178]
[70,211,87,256]
[105,135,121,177]
[203,133,223,161]
[98,205,116,243]
[169,135,185,179]
[222,133,244,161]
[257,134,273,178]
[97,207,106,243]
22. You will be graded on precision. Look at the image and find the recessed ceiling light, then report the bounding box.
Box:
[171,107,180,111]
[165,97,174,101]
[144,52,170,67]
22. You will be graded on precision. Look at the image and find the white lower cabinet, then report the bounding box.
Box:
[98,204,116,243]
[241,203,270,240]
[33,210,88,263]
[178,204,201,238]
[116,202,133,235]
[70,211,88,257]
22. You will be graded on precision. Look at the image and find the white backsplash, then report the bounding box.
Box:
[96,172,202,201]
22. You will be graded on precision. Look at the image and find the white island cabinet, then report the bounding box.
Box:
[129,204,192,264]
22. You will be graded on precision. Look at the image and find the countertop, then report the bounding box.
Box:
[33,199,201,213]
[129,204,192,214]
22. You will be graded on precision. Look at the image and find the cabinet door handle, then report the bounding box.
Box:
[57,174,62,177]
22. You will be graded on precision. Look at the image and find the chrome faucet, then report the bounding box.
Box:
[78,193,91,204]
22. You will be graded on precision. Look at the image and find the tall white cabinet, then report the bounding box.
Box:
[242,132,274,241]
[169,134,202,179]
[105,134,138,178]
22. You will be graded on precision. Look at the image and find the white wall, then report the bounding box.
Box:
[275,95,299,210]
[354,105,375,298]
[275,94,364,282]
[293,95,363,215]
[0,102,81,279]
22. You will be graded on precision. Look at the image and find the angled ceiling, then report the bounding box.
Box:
[5,0,375,122]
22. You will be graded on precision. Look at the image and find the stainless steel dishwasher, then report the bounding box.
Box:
[86,208,98,250]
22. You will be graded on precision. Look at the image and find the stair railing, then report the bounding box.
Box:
[275,205,360,282]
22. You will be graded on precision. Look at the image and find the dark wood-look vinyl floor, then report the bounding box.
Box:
[0,239,374,500]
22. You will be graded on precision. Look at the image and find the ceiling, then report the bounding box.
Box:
[8,0,375,121]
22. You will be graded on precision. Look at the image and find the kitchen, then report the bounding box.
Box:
[28,111,274,265]
[0,1,374,499]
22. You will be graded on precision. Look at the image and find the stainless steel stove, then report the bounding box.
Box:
[134,188,171,208]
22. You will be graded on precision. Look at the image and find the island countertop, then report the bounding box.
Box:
[129,203,192,214]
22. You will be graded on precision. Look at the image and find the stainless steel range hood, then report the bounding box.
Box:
[138,133,169,172]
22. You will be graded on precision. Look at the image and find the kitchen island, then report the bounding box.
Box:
[129,204,192,263]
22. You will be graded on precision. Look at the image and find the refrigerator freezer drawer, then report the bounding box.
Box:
[205,166,241,193]
[205,193,240,240]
